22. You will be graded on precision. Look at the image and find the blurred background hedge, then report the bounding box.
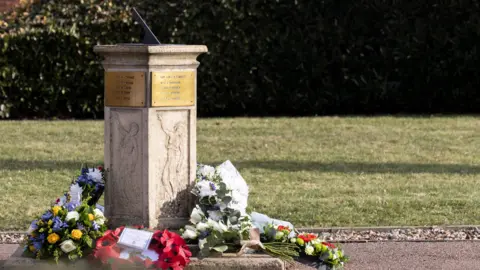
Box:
[1,0,479,119]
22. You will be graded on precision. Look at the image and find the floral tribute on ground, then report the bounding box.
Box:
[24,166,107,262]
[180,161,349,270]
[92,226,192,270]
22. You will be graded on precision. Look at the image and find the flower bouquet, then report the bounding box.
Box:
[182,161,349,269]
[263,224,349,269]
[93,226,192,269]
[24,198,108,262]
[181,161,299,261]
[181,161,253,256]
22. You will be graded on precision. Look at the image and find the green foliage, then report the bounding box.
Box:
[1,0,480,118]
[0,0,137,119]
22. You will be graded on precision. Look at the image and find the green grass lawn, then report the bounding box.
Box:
[0,116,479,230]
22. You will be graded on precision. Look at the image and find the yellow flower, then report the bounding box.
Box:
[52,206,62,216]
[47,233,60,244]
[88,214,94,221]
[47,220,53,227]
[71,229,82,240]
[28,245,36,252]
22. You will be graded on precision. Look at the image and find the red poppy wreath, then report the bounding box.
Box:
[92,225,192,270]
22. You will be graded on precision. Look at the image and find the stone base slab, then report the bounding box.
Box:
[2,246,285,270]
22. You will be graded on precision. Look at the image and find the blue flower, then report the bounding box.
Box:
[33,241,43,251]
[76,174,89,186]
[29,220,38,231]
[199,231,210,239]
[52,217,68,232]
[94,183,105,193]
[92,221,99,231]
[30,233,45,248]
[86,177,95,186]
[41,211,53,221]
[81,168,89,175]
[65,202,79,211]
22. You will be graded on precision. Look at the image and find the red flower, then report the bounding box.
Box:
[322,242,336,249]
[277,225,291,232]
[55,198,60,203]
[152,230,163,243]
[98,166,103,171]
[93,227,192,269]
[298,233,317,243]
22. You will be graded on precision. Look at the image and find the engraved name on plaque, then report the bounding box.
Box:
[105,72,146,107]
[151,71,195,107]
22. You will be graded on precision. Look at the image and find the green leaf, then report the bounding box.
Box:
[82,235,93,248]
[212,245,228,253]
[68,253,78,261]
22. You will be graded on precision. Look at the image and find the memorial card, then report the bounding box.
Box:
[117,228,154,251]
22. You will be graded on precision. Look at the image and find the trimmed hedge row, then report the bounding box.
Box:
[1,0,479,118]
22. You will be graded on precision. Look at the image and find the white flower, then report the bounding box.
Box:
[207,210,223,221]
[93,208,106,225]
[95,204,104,213]
[198,165,215,178]
[207,219,228,233]
[332,250,338,260]
[305,245,315,255]
[196,222,210,232]
[65,211,80,222]
[310,238,321,245]
[27,224,36,234]
[59,240,77,253]
[290,237,297,243]
[190,206,204,224]
[196,181,217,198]
[199,238,207,249]
[182,226,198,239]
[69,184,83,204]
[87,168,103,183]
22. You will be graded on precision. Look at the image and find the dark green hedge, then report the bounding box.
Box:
[1,0,479,118]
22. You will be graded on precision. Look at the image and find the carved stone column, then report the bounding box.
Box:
[94,45,208,229]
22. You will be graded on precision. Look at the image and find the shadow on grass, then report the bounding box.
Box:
[0,159,101,171]
[207,160,480,174]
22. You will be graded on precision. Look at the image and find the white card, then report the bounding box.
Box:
[117,228,154,251]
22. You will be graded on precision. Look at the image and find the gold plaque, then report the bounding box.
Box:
[151,71,195,107]
[105,72,146,107]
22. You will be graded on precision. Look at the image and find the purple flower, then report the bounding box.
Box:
[30,234,45,250]
[52,217,68,232]
[29,220,38,231]
[76,222,85,231]
[65,202,79,211]
[209,182,216,191]
[92,221,99,231]
[41,211,53,221]
[33,241,43,251]
[199,231,210,239]
[81,168,89,174]
[94,183,105,193]
[76,174,88,186]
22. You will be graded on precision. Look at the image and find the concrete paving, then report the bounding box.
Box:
[2,241,480,269]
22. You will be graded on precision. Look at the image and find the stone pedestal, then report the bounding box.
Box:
[93,45,208,229]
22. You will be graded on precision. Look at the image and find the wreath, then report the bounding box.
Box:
[92,225,192,270]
